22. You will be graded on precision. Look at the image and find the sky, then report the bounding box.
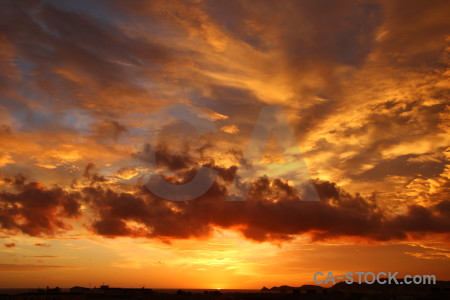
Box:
[0,0,449,289]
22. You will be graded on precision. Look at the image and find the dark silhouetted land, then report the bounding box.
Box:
[1,281,450,300]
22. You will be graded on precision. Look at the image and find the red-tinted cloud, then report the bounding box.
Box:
[0,175,81,236]
[2,152,449,243]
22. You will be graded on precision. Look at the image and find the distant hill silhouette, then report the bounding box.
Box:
[261,284,325,293]
[261,281,450,299]
[3,281,450,299]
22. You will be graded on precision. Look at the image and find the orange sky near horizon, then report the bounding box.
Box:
[0,0,449,289]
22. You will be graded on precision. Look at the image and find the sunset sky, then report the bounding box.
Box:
[0,0,450,289]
